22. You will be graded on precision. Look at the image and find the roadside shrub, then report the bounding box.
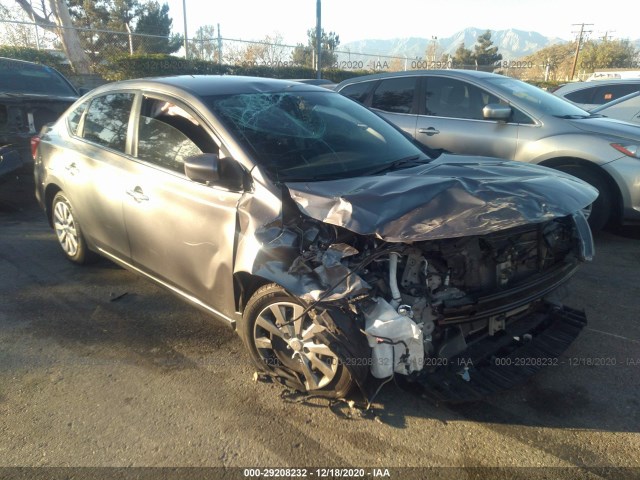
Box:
[98,54,376,83]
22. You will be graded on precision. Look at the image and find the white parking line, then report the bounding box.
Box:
[585,327,640,345]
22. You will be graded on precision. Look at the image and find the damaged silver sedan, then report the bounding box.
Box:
[33,76,597,402]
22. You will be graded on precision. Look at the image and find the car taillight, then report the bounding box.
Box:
[30,135,41,159]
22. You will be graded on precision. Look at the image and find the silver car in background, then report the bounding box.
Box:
[336,70,640,230]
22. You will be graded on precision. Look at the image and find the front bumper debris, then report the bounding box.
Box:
[404,304,587,403]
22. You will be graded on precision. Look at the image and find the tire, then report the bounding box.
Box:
[556,166,613,232]
[51,192,97,264]
[240,283,354,398]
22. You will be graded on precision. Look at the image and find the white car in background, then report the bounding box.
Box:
[590,91,640,125]
[552,79,640,110]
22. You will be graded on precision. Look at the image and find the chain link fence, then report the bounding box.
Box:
[0,19,461,73]
[1,19,559,88]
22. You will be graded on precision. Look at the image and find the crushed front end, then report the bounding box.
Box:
[254,208,593,402]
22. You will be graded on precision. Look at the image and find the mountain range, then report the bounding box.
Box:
[337,27,569,65]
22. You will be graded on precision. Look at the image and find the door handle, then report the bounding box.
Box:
[126,186,149,203]
[418,127,440,136]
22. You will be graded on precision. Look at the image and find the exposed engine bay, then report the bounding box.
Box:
[254,210,591,399]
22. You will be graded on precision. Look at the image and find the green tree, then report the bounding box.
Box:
[452,42,473,67]
[189,25,217,61]
[291,28,340,68]
[473,30,502,66]
[579,39,638,70]
[515,43,575,81]
[134,1,182,54]
[68,0,132,61]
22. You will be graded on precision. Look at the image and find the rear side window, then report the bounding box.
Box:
[371,77,417,114]
[82,93,134,153]
[565,86,597,104]
[340,81,374,104]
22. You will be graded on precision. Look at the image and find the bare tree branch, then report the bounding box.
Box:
[13,0,56,29]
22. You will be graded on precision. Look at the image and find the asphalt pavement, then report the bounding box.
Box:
[0,173,638,480]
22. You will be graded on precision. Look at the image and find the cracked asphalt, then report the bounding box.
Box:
[0,173,639,479]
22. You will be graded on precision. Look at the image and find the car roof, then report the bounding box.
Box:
[554,79,640,95]
[0,56,48,67]
[88,75,329,97]
[335,69,502,89]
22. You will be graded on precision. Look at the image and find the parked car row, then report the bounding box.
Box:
[5,54,636,401]
[335,70,640,231]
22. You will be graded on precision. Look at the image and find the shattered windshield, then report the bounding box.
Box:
[205,90,429,181]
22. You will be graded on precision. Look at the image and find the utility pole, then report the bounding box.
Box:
[217,23,222,64]
[570,23,593,80]
[182,0,188,57]
[601,30,615,41]
[315,0,321,79]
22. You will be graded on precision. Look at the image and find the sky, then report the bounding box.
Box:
[164,0,638,45]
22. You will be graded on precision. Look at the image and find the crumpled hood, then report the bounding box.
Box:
[569,117,640,141]
[286,155,598,242]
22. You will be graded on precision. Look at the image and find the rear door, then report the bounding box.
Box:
[368,76,420,138]
[64,91,135,258]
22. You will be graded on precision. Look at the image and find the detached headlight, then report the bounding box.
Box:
[611,143,640,159]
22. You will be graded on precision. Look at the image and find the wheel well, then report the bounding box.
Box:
[44,184,62,227]
[539,157,622,221]
[233,272,270,315]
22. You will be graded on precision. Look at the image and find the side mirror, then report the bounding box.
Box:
[184,153,220,184]
[483,103,512,121]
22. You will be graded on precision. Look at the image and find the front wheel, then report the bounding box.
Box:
[240,284,354,398]
[51,192,97,264]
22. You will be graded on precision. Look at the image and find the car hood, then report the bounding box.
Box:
[0,92,78,102]
[285,155,598,242]
[568,116,640,140]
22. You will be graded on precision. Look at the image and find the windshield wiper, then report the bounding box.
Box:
[364,155,431,176]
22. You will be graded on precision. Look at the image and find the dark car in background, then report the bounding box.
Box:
[336,70,640,230]
[33,76,596,402]
[0,57,78,178]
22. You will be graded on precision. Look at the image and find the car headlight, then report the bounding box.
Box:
[611,143,640,159]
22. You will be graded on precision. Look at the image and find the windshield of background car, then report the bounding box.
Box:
[487,77,591,117]
[0,60,77,96]
[205,90,428,181]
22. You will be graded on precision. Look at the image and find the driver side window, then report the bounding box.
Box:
[137,96,218,174]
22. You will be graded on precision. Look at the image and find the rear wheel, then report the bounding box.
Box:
[51,192,97,264]
[240,283,354,398]
[556,166,613,231]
